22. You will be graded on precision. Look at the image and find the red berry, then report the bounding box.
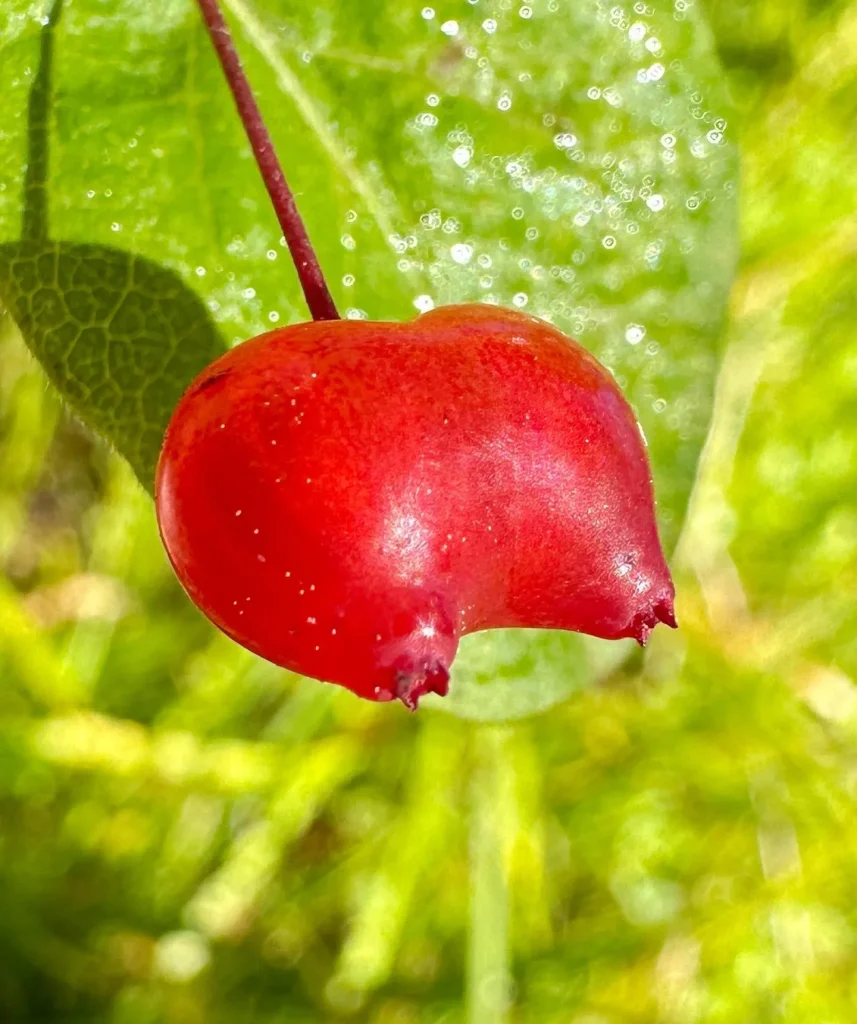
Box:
[156,303,675,709]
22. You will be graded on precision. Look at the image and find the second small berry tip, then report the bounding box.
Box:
[631,594,677,647]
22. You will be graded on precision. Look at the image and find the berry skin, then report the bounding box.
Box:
[156,303,675,709]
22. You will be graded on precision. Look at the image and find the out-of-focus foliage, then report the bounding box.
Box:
[0,0,855,1022]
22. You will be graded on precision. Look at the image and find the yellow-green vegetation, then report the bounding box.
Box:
[0,0,855,1021]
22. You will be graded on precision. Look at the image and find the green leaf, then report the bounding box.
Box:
[0,0,737,718]
[0,1,225,489]
[0,240,227,488]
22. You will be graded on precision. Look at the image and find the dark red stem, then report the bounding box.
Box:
[195,0,339,322]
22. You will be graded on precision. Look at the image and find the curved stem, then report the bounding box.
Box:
[467,727,511,1024]
[195,0,339,322]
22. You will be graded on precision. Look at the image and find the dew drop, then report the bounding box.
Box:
[452,145,472,168]
[450,243,474,265]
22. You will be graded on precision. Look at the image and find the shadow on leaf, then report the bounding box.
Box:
[0,0,225,492]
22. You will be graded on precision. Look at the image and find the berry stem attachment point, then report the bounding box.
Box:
[195,0,339,322]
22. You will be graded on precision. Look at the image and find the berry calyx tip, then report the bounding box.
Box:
[394,659,451,711]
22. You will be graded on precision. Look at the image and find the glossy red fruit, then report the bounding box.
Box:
[156,303,675,709]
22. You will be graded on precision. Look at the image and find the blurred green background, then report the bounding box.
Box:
[2,0,857,1021]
